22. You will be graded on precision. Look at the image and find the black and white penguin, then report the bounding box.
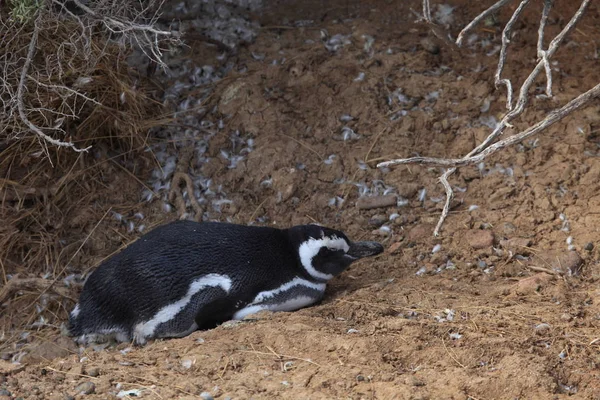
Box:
[68,220,383,345]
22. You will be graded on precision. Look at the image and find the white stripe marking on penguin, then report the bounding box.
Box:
[298,235,350,281]
[133,273,232,341]
[232,277,326,320]
[233,296,317,320]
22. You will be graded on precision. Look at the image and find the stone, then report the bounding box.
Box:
[514,274,553,295]
[356,195,397,210]
[465,229,495,249]
[499,237,533,255]
[74,382,95,395]
[21,336,78,364]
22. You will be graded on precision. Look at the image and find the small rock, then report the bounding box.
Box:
[200,392,214,400]
[368,214,388,227]
[499,237,532,255]
[514,273,553,295]
[21,336,78,364]
[465,229,495,249]
[74,382,95,395]
[356,375,366,382]
[0,389,11,396]
[584,242,594,251]
[356,195,398,210]
[420,37,440,54]
[556,251,583,276]
[534,323,551,335]
[87,367,100,377]
[387,242,403,254]
[407,224,435,241]
[502,222,517,235]
[560,313,573,322]
[537,250,583,276]
[412,378,426,387]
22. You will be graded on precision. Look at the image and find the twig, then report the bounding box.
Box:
[277,132,323,160]
[434,169,454,236]
[495,0,531,110]
[16,19,91,155]
[238,349,321,367]
[441,338,466,368]
[378,83,600,169]
[527,265,561,276]
[422,0,432,23]
[456,0,513,47]
[537,0,555,98]
[247,198,268,224]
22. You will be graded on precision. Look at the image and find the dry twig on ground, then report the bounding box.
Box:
[378,0,595,236]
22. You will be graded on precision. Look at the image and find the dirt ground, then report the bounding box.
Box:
[2,0,600,398]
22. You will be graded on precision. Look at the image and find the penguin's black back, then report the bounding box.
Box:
[70,220,303,335]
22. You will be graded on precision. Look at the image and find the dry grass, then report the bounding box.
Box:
[0,2,176,354]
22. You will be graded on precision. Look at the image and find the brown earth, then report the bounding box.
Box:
[2,0,600,399]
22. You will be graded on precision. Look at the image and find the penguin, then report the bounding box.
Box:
[68,220,384,345]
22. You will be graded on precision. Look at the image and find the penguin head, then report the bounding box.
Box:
[288,224,384,281]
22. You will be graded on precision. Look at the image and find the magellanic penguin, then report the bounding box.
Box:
[68,220,383,345]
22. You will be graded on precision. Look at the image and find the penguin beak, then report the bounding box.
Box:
[346,241,384,259]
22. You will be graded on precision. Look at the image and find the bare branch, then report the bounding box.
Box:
[70,0,177,37]
[456,0,513,47]
[495,0,531,110]
[466,0,591,160]
[28,75,102,106]
[16,19,91,154]
[422,0,432,22]
[537,0,555,98]
[434,169,455,237]
[537,0,554,55]
[377,83,600,169]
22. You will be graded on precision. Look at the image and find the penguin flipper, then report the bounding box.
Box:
[132,274,232,344]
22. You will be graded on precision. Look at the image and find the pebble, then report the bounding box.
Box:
[534,323,551,335]
[420,37,440,54]
[556,251,583,276]
[502,222,517,235]
[74,382,95,395]
[514,273,553,295]
[560,313,573,322]
[537,250,583,276]
[87,367,100,377]
[407,225,434,241]
[368,214,388,227]
[584,242,594,251]
[356,194,398,210]
[200,392,214,400]
[0,390,11,396]
[387,242,403,254]
[465,229,495,249]
[499,237,532,254]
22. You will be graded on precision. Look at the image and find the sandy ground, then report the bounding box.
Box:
[2,0,600,398]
